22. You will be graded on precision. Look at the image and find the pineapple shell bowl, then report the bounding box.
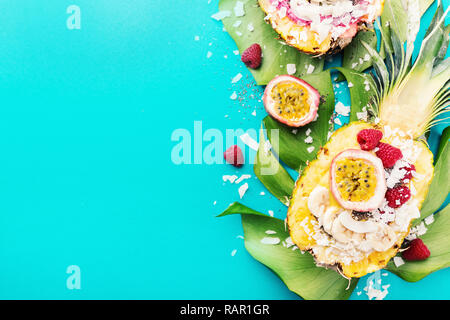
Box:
[258,0,385,55]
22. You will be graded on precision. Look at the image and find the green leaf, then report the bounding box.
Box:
[342,0,435,74]
[335,68,377,122]
[386,204,450,282]
[419,0,436,15]
[436,126,450,163]
[254,128,295,206]
[263,71,335,171]
[218,0,323,85]
[381,0,434,46]
[218,202,358,299]
[217,201,265,217]
[418,141,450,222]
[342,29,378,73]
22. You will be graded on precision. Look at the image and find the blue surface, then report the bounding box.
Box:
[0,0,448,299]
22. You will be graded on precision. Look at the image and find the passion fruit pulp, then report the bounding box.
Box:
[263,75,320,127]
[334,158,377,202]
[330,149,386,212]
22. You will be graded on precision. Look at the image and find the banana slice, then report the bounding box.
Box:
[338,210,379,233]
[307,186,329,218]
[366,225,397,252]
[321,206,340,234]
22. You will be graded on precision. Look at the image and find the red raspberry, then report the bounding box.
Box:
[241,44,262,69]
[376,142,403,168]
[402,238,430,261]
[385,185,411,208]
[357,129,383,151]
[401,163,416,183]
[224,145,244,167]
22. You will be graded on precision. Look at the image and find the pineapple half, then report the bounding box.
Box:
[287,3,449,278]
[258,0,385,55]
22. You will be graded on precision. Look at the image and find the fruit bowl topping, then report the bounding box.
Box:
[330,149,387,212]
[263,75,320,127]
[258,0,384,55]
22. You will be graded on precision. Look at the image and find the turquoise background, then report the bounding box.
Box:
[0,0,448,299]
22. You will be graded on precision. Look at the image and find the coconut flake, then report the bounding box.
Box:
[235,174,251,184]
[231,73,242,84]
[424,214,435,226]
[211,11,231,21]
[287,64,296,75]
[238,183,249,199]
[260,237,280,245]
[233,20,242,28]
[234,1,245,17]
[240,133,259,151]
[393,256,405,267]
[306,64,315,74]
[335,102,350,116]
[223,175,238,183]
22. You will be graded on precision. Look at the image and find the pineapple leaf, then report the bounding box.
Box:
[373,1,449,138]
[218,202,358,299]
[342,0,434,74]
[412,2,449,75]
[342,29,378,72]
[263,71,335,171]
[417,134,450,222]
[254,128,295,206]
[436,126,450,162]
[335,68,378,121]
[386,204,450,282]
[218,0,323,85]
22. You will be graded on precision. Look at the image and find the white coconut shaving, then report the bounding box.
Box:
[211,11,231,20]
[287,64,297,75]
[238,183,248,199]
[223,175,238,183]
[234,1,245,17]
[335,102,350,116]
[260,237,281,245]
[239,133,259,151]
[235,174,251,184]
[231,73,243,84]
[393,256,405,267]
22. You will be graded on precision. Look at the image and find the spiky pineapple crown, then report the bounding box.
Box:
[362,0,449,139]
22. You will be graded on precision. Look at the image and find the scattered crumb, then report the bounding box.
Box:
[260,237,280,245]
[393,256,405,267]
[238,183,249,199]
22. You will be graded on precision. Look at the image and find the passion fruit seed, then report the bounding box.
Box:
[270,82,310,121]
[334,158,377,202]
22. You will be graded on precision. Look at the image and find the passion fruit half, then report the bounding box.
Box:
[330,149,386,212]
[263,75,320,127]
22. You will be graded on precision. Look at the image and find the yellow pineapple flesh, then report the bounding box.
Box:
[258,0,385,55]
[287,122,434,278]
